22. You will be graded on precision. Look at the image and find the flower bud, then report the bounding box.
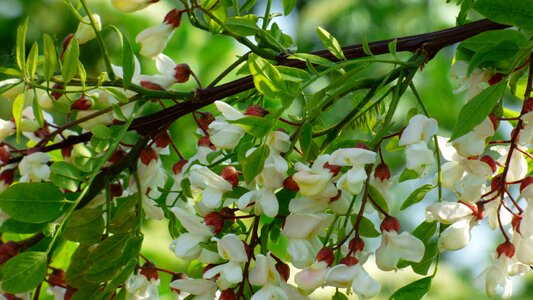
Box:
[198,136,216,150]
[283,176,300,192]
[164,9,184,28]
[220,166,239,187]
[355,142,370,150]
[153,131,171,148]
[61,145,73,160]
[523,97,533,114]
[204,212,224,234]
[490,174,504,191]
[74,14,102,45]
[51,83,64,100]
[380,216,400,232]
[220,289,237,300]
[244,105,269,117]
[323,162,341,176]
[140,81,166,91]
[110,182,123,198]
[219,207,236,224]
[276,262,290,282]
[0,145,10,164]
[0,169,14,186]
[488,113,499,131]
[512,215,522,234]
[196,112,215,133]
[60,34,75,59]
[340,256,359,266]
[139,147,158,165]
[316,247,335,267]
[374,163,391,181]
[349,236,365,253]
[108,147,127,164]
[174,64,191,83]
[70,95,92,110]
[172,159,188,175]
[48,269,66,287]
[496,241,515,258]
[140,261,159,281]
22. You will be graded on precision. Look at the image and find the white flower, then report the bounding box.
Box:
[75,14,101,44]
[169,207,214,261]
[478,255,512,299]
[324,263,380,298]
[375,230,425,271]
[294,261,329,292]
[238,188,279,218]
[0,119,14,142]
[425,201,474,224]
[189,165,233,209]
[111,0,159,13]
[170,278,217,300]
[19,152,51,182]
[438,218,476,251]
[519,111,533,147]
[125,274,160,300]
[112,56,142,85]
[404,141,435,171]
[249,254,289,300]
[129,159,167,219]
[136,23,175,57]
[203,234,248,289]
[450,61,493,100]
[399,115,438,146]
[492,145,527,182]
[208,101,246,150]
[292,155,336,199]
[452,117,495,158]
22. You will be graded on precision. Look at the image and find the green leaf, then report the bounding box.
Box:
[299,122,313,161]
[389,276,432,300]
[13,91,25,142]
[32,91,45,128]
[103,87,130,104]
[225,15,260,36]
[356,214,380,238]
[26,42,39,82]
[16,18,29,75]
[0,182,70,223]
[450,81,506,141]
[43,34,57,81]
[62,37,80,84]
[0,67,22,77]
[248,53,283,98]
[400,184,435,210]
[362,33,373,56]
[282,0,296,15]
[412,221,438,243]
[87,233,130,265]
[0,219,47,234]
[230,116,273,138]
[368,185,389,213]
[78,61,87,88]
[243,145,270,183]
[64,208,104,244]
[122,35,135,89]
[317,26,345,60]
[287,53,335,67]
[399,168,419,182]
[412,241,438,275]
[50,162,83,192]
[474,0,533,30]
[1,251,47,293]
[277,66,311,82]
[457,0,473,25]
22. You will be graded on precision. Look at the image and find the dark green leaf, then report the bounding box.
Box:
[399,168,419,182]
[450,81,506,141]
[243,145,270,183]
[400,184,435,210]
[412,221,438,243]
[64,208,105,244]
[230,116,272,138]
[362,33,373,56]
[1,252,47,293]
[356,214,380,238]
[51,161,83,192]
[299,122,313,161]
[389,276,432,300]
[282,0,296,15]
[43,34,57,81]
[412,241,438,275]
[87,233,130,265]
[32,91,45,128]
[474,0,533,30]
[0,219,47,234]
[457,0,473,25]
[225,15,260,36]
[62,37,80,84]
[0,182,70,223]
[368,185,389,213]
[317,26,345,60]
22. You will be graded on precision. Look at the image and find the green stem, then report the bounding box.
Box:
[262,0,272,30]
[208,52,251,88]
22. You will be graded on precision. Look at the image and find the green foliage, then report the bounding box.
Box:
[400,184,435,210]
[61,37,80,84]
[243,144,270,183]
[390,277,432,300]
[474,0,533,30]
[0,251,48,293]
[63,208,105,244]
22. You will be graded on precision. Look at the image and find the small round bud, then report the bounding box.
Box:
[0,145,11,164]
[139,147,158,165]
[70,95,92,110]
[512,215,522,234]
[380,216,400,232]
[204,212,224,234]
[48,269,66,287]
[316,247,335,267]
[219,289,237,300]
[153,131,171,148]
[172,160,188,175]
[496,241,515,258]
[348,237,365,253]
[174,64,191,83]
[244,105,269,117]
[220,166,239,187]
[140,261,159,281]
[110,183,123,198]
[0,169,14,186]
[283,176,300,192]
[488,73,503,86]
[275,262,290,282]
[480,155,497,173]
[340,256,359,266]
[164,9,183,28]
[488,114,499,131]
[374,163,391,181]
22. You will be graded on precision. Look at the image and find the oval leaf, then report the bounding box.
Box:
[0,182,70,223]
[62,37,79,84]
[474,0,533,30]
[317,26,345,60]
[1,251,47,293]
[43,34,58,81]
[64,208,105,244]
[400,184,435,210]
[243,145,270,183]
[390,276,432,300]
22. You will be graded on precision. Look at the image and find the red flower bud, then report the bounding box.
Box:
[374,163,391,181]
[48,269,66,287]
[276,262,290,282]
[70,95,92,110]
[164,9,183,28]
[354,142,369,150]
[139,147,158,165]
[244,105,269,117]
[380,216,400,232]
[323,162,341,176]
[140,261,159,281]
[204,212,224,234]
[108,147,127,164]
[61,145,73,159]
[524,97,533,114]
[153,131,171,148]
[219,207,236,224]
[220,166,239,187]
[283,176,299,192]
[0,169,14,186]
[512,215,522,234]
[316,247,335,266]
[0,145,10,164]
[496,241,515,258]
[348,237,365,253]
[60,34,75,59]
[140,81,166,91]
[197,112,215,133]
[51,83,64,100]
[174,64,191,83]
[488,114,499,131]
[110,182,123,198]
[220,289,237,300]
[198,136,216,150]
[488,73,503,86]
[172,160,188,175]
[340,256,359,266]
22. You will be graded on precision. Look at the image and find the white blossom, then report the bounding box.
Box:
[19,152,51,182]
[75,14,101,44]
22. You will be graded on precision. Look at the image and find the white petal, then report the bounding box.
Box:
[214,101,244,121]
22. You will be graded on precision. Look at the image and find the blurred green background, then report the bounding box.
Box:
[2,0,532,299]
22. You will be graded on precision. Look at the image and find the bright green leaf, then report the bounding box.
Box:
[299,122,313,161]
[317,26,345,60]
[400,184,435,210]
[51,161,83,192]
[0,182,70,223]
[368,185,389,213]
[362,33,373,56]
[62,37,80,84]
[16,18,29,75]
[389,276,432,300]
[412,241,438,275]
[356,214,380,238]
[64,208,105,244]
[1,251,47,293]
[224,15,260,36]
[248,53,283,98]
[412,221,438,243]
[243,145,270,183]
[474,0,533,30]
[230,116,273,138]
[13,91,25,142]
[26,42,39,82]
[32,91,45,128]
[450,81,506,141]
[288,53,335,67]
[277,66,311,82]
[282,0,296,15]
[122,35,135,89]
[43,34,57,81]
[399,168,419,182]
